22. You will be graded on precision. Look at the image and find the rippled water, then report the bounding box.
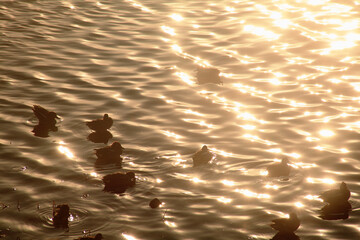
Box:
[1,0,360,239]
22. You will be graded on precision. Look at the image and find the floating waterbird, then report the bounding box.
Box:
[270,212,300,234]
[53,204,70,228]
[196,66,222,85]
[267,157,291,177]
[86,114,113,132]
[95,141,124,164]
[192,145,214,167]
[102,172,135,193]
[320,182,350,204]
[32,105,59,126]
[149,198,162,209]
[74,233,103,240]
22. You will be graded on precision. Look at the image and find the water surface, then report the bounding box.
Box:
[1,0,360,239]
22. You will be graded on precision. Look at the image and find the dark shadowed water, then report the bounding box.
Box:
[1,0,360,239]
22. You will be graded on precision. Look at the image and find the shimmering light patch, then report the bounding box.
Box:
[288,153,301,159]
[242,134,277,145]
[295,202,304,208]
[335,20,358,31]
[237,112,256,121]
[322,3,353,12]
[156,178,163,183]
[126,0,151,12]
[306,0,330,5]
[236,189,270,199]
[265,184,279,190]
[240,125,256,130]
[267,148,282,154]
[269,78,282,85]
[314,145,324,151]
[122,234,137,240]
[294,162,317,169]
[273,19,292,29]
[260,170,269,176]
[286,57,314,65]
[319,129,335,137]
[243,25,280,40]
[170,14,183,21]
[211,148,232,157]
[161,130,183,139]
[193,24,200,29]
[58,141,74,159]
[161,26,176,36]
[330,41,356,51]
[304,194,322,202]
[350,83,360,92]
[341,148,349,153]
[183,119,213,128]
[217,197,232,203]
[222,180,235,186]
[113,93,127,102]
[225,6,236,13]
[191,177,205,183]
[183,109,204,116]
[90,172,98,177]
[175,72,195,85]
[164,221,177,228]
[328,78,342,84]
[307,177,335,184]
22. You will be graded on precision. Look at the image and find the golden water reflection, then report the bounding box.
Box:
[236,189,270,199]
[57,141,74,159]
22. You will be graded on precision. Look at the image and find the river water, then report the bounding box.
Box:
[1,0,360,239]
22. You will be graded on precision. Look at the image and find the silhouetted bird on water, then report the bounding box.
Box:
[31,105,59,137]
[102,172,135,194]
[86,114,113,132]
[267,157,291,177]
[74,233,103,240]
[192,145,214,167]
[320,182,350,204]
[196,66,222,85]
[53,204,70,228]
[320,182,351,220]
[270,212,300,234]
[95,141,124,165]
[32,105,59,126]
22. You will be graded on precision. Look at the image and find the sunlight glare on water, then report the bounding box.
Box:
[1,0,360,239]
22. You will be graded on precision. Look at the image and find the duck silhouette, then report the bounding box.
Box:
[32,105,59,127]
[31,105,59,137]
[192,145,214,167]
[52,204,70,228]
[270,212,300,234]
[102,172,135,194]
[74,233,103,240]
[320,182,350,204]
[95,141,124,165]
[86,114,113,132]
[267,157,291,177]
